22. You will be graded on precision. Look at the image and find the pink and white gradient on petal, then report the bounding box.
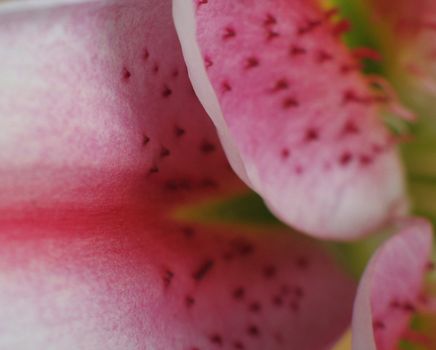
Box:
[352,219,434,350]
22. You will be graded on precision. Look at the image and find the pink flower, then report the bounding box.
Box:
[0,0,434,349]
[0,1,355,349]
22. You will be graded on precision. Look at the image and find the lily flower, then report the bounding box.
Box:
[0,0,434,349]
[0,1,356,349]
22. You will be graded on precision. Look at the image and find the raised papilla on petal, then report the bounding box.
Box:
[173,0,408,239]
[352,218,433,350]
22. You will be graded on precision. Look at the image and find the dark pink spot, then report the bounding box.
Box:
[292,286,304,298]
[353,47,382,62]
[200,178,219,189]
[152,63,159,74]
[272,78,289,92]
[339,152,353,166]
[210,334,223,346]
[290,45,307,56]
[175,126,186,137]
[162,269,174,288]
[200,140,216,154]
[162,85,172,98]
[142,135,150,146]
[233,340,245,349]
[160,147,170,158]
[295,165,304,175]
[332,19,351,36]
[181,226,195,238]
[148,166,159,175]
[281,148,290,159]
[264,13,277,27]
[402,302,416,313]
[165,178,192,191]
[266,29,280,41]
[249,302,262,313]
[359,154,373,166]
[205,56,214,69]
[316,50,333,63]
[373,320,385,330]
[263,265,277,279]
[247,325,260,337]
[298,19,322,35]
[193,259,215,281]
[244,56,260,69]
[343,120,359,135]
[185,295,195,308]
[122,67,131,81]
[142,48,150,61]
[340,63,360,75]
[272,295,284,306]
[296,256,309,269]
[305,128,319,142]
[222,81,232,93]
[282,96,299,109]
[223,26,236,40]
[390,299,401,309]
[233,287,245,300]
[231,239,255,256]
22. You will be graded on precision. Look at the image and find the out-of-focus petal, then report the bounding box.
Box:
[173,0,408,240]
[352,219,433,350]
[369,0,436,102]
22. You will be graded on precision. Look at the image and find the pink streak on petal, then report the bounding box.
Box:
[173,0,408,240]
[352,219,433,350]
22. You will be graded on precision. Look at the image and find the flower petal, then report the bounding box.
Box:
[0,209,356,350]
[0,1,356,349]
[352,219,433,350]
[0,0,239,212]
[173,0,408,239]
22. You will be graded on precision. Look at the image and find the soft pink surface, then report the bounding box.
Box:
[0,1,356,349]
[0,0,240,212]
[0,208,356,350]
[173,0,407,240]
[352,219,433,350]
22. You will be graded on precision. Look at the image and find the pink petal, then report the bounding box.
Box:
[0,1,356,349]
[0,209,356,350]
[0,0,239,212]
[173,0,408,239]
[352,219,433,350]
